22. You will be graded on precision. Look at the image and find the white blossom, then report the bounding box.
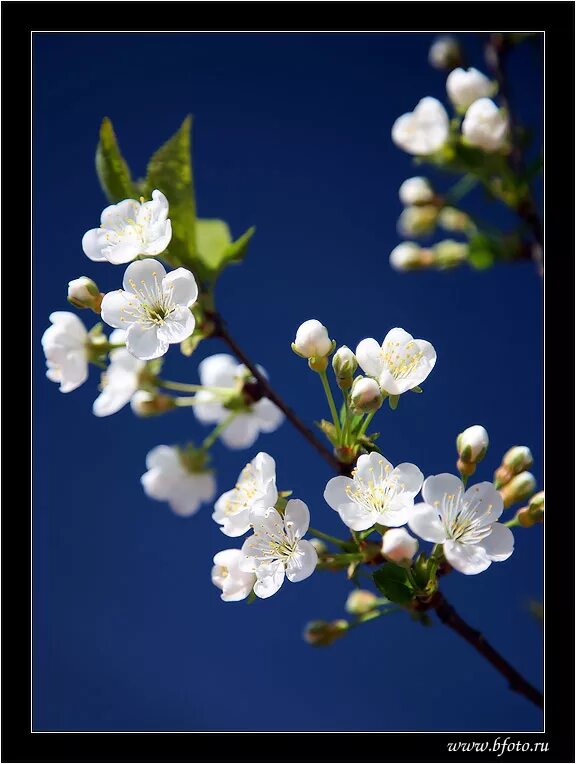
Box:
[93,330,145,417]
[446,67,494,111]
[212,549,256,602]
[141,445,216,517]
[82,189,172,264]
[292,319,333,358]
[100,259,197,360]
[392,98,449,156]
[462,98,508,152]
[324,451,423,531]
[399,177,434,206]
[193,354,284,449]
[239,500,317,598]
[381,527,418,564]
[350,376,383,413]
[355,327,436,396]
[67,277,100,310]
[389,242,429,271]
[408,474,514,575]
[457,425,489,462]
[213,452,278,537]
[42,311,89,393]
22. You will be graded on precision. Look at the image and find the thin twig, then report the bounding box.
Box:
[209,311,345,473]
[484,33,543,276]
[430,591,543,709]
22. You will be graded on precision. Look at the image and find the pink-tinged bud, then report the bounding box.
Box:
[381,528,418,565]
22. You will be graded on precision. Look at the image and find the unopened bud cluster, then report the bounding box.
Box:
[515,491,544,528]
[494,446,533,489]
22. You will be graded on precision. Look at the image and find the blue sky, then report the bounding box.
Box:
[34,32,543,731]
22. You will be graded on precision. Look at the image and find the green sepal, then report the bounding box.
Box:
[411,385,423,394]
[388,395,400,411]
[316,419,339,446]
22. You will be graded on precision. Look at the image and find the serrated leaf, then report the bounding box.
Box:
[373,563,415,605]
[95,118,136,202]
[144,115,196,268]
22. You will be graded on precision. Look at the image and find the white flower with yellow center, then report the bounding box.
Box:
[211,549,256,602]
[141,445,216,517]
[239,500,318,599]
[100,259,197,360]
[355,327,436,396]
[324,452,424,531]
[42,311,89,393]
[213,452,278,537]
[82,189,172,264]
[193,354,284,449]
[408,474,514,575]
[392,97,449,156]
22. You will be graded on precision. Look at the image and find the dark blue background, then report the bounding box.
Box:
[33,33,543,732]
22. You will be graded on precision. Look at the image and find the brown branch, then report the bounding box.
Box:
[484,33,543,276]
[430,591,543,709]
[208,310,345,473]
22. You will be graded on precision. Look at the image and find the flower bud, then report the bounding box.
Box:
[433,239,469,269]
[397,205,438,237]
[428,35,462,70]
[499,472,537,509]
[389,242,434,272]
[399,177,434,206]
[309,538,327,555]
[381,528,418,566]
[350,376,383,414]
[345,589,378,615]
[438,207,471,233]
[517,491,544,527]
[292,319,334,360]
[462,98,508,152]
[67,277,102,312]
[332,346,357,390]
[446,67,495,111]
[457,425,489,463]
[494,446,533,488]
[130,391,176,417]
[303,619,349,647]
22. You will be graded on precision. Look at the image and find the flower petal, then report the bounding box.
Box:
[252,452,276,485]
[252,398,284,433]
[156,306,195,345]
[382,327,415,347]
[105,241,142,265]
[355,338,384,378]
[219,415,260,449]
[217,508,252,538]
[100,290,135,330]
[477,523,514,562]
[81,228,107,261]
[443,540,491,575]
[213,549,243,568]
[142,220,172,255]
[198,353,238,387]
[192,391,227,424]
[286,539,318,583]
[379,501,411,528]
[122,258,167,294]
[284,499,310,539]
[101,199,141,227]
[253,561,285,599]
[422,473,464,507]
[463,482,504,525]
[354,451,394,483]
[126,323,168,360]
[323,476,354,511]
[92,380,134,417]
[162,267,198,307]
[338,502,374,531]
[146,445,181,471]
[391,462,424,497]
[407,502,447,542]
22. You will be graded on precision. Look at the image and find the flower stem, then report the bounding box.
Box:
[201,413,237,451]
[504,516,521,528]
[174,396,202,407]
[319,370,342,440]
[308,527,348,548]
[209,311,345,472]
[157,379,205,393]
[357,411,375,438]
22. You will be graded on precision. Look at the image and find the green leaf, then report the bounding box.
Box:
[95,118,136,202]
[373,563,415,605]
[144,115,196,268]
[468,233,496,270]
[195,220,256,282]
